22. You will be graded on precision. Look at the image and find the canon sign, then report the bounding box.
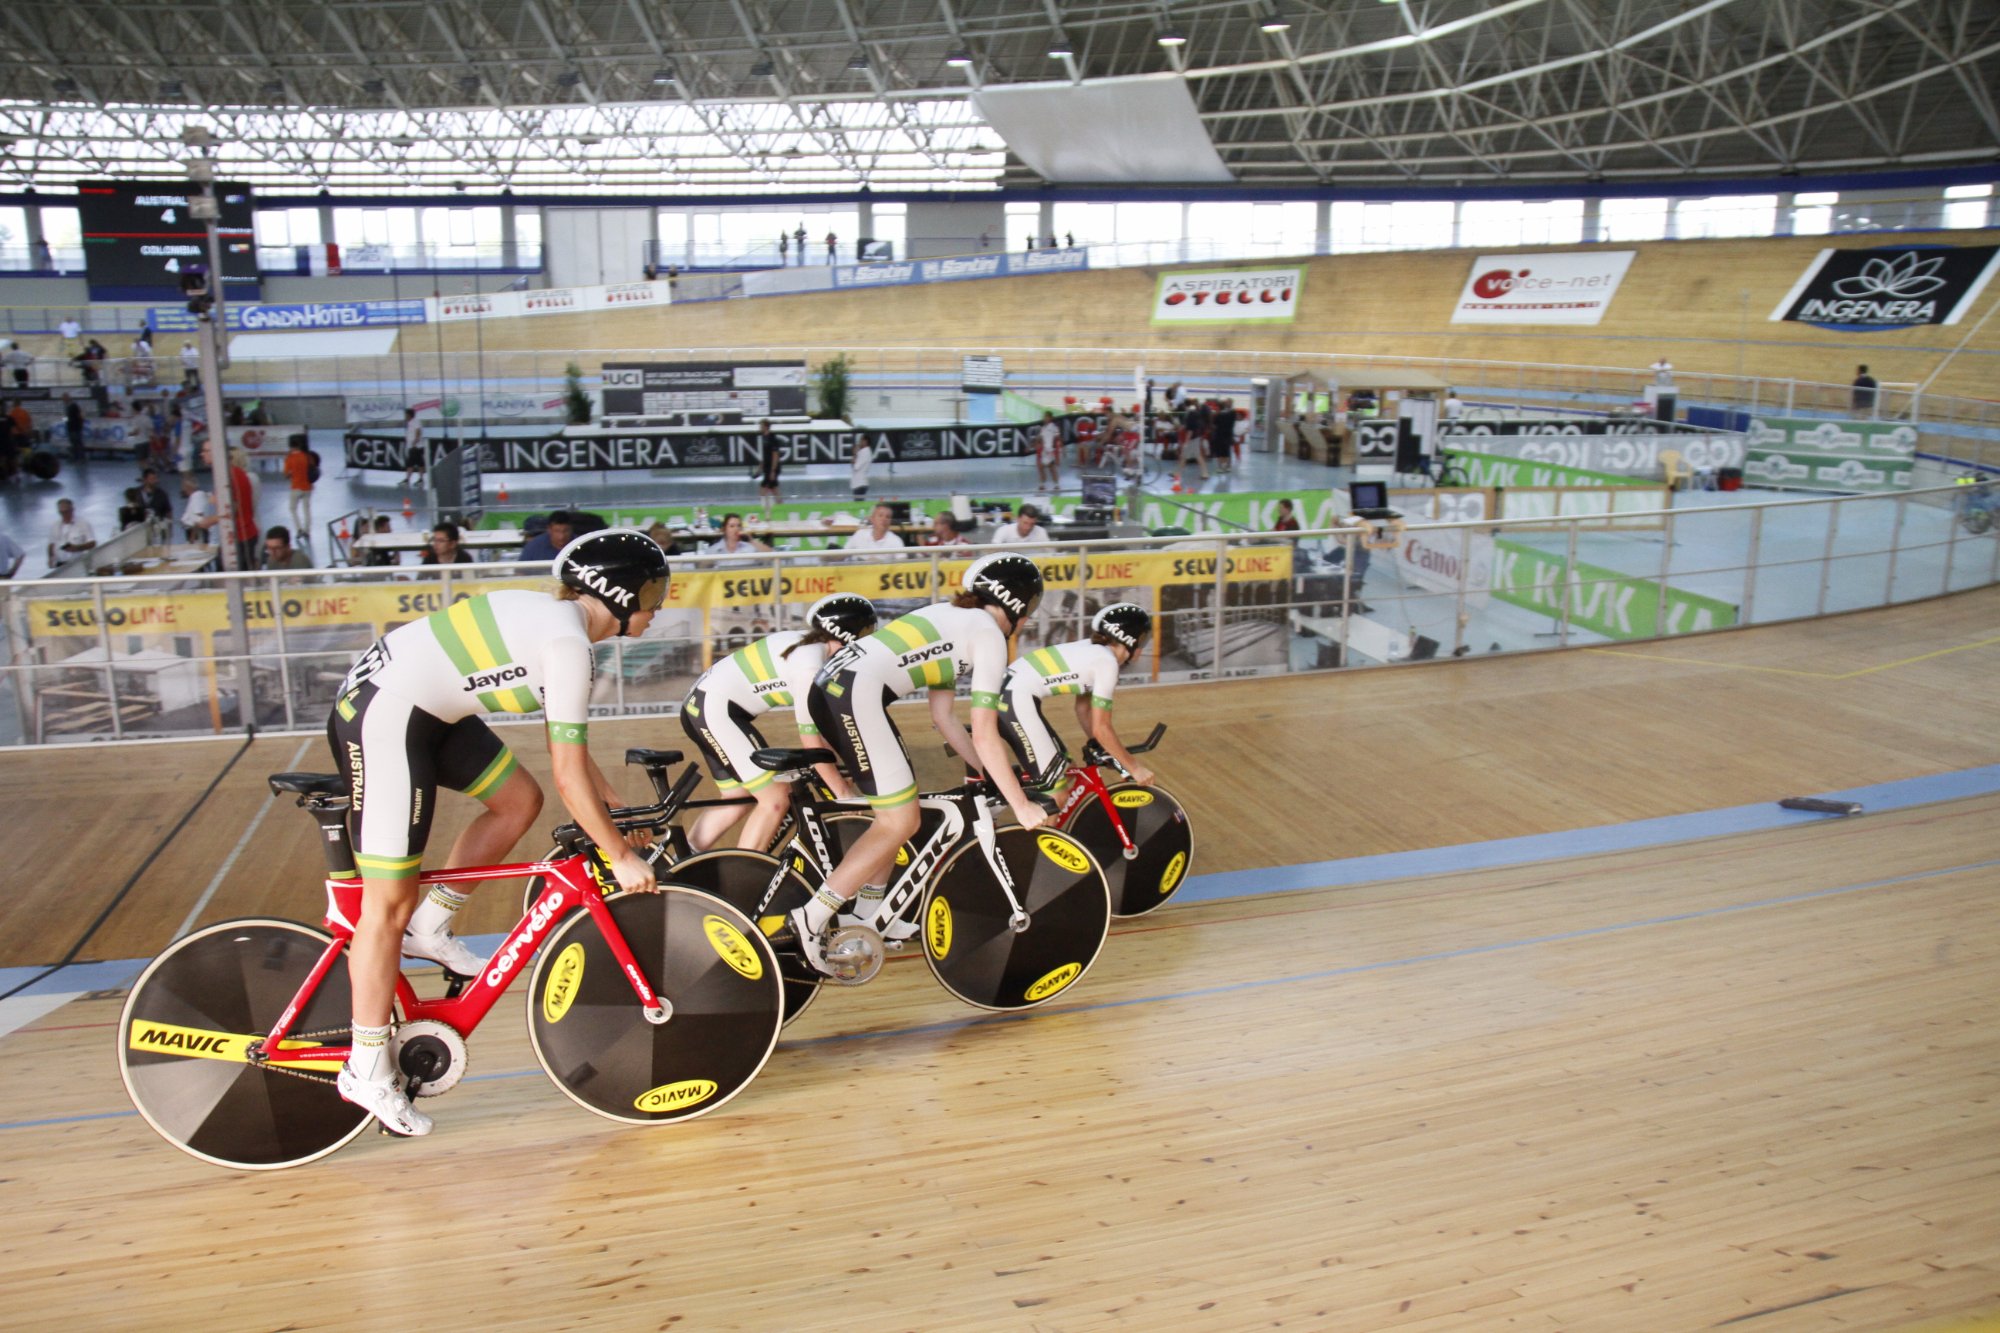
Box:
[1451,251,1636,326]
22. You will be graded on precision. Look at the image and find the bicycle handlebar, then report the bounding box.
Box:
[549,761,705,856]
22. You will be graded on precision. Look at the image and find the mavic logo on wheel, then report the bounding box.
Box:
[131,1025,238,1057]
[1025,962,1081,1002]
[926,897,953,960]
[702,915,764,981]
[542,943,586,1024]
[1160,851,1188,895]
[633,1079,717,1113]
[489,891,564,988]
[1036,834,1090,874]
[1112,790,1154,809]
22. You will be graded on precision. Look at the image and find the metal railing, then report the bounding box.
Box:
[3,481,1991,749]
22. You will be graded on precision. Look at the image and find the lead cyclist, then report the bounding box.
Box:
[325,529,667,1136]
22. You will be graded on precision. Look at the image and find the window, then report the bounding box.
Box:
[39,206,81,271]
[1598,197,1668,243]
[1051,202,1113,249]
[1944,183,1993,231]
[0,206,25,270]
[1792,191,1837,236]
[1674,194,1774,239]
[1459,199,1583,248]
[869,201,906,259]
[514,207,542,266]
[1328,201,1452,251]
[417,205,502,266]
[1005,200,1041,253]
[254,207,322,248]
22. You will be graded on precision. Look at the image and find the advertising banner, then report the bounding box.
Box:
[1442,449,1659,491]
[1393,530,1495,605]
[1741,449,1913,493]
[344,392,573,425]
[148,299,428,334]
[962,355,1005,394]
[1769,244,2000,330]
[1441,417,1679,438]
[1490,540,1738,639]
[1151,268,1303,324]
[1459,432,1747,474]
[1745,417,1918,457]
[425,280,672,323]
[1451,250,1636,325]
[599,361,808,419]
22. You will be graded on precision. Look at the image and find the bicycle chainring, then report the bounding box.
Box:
[393,1019,468,1098]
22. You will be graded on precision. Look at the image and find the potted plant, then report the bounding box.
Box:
[815,353,853,422]
[563,361,592,425]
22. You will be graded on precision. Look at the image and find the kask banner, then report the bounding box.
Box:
[1152,268,1303,324]
[1451,251,1636,325]
[1769,244,2000,330]
[1442,417,1680,438]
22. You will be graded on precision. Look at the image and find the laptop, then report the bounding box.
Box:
[1348,480,1399,521]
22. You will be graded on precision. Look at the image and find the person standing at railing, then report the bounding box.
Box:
[825,230,838,264]
[57,316,80,358]
[793,224,807,264]
[754,418,783,515]
[778,232,789,265]
[178,474,213,546]
[3,342,33,389]
[1851,365,1878,416]
[63,400,84,458]
[283,435,315,542]
[179,341,200,390]
[46,497,95,567]
[401,407,426,490]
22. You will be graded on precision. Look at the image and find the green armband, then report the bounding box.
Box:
[1091,695,1115,710]
[969,691,1000,710]
[799,722,821,736]
[548,720,589,745]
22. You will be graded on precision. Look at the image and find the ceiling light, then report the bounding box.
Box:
[750,58,774,77]
[651,66,676,83]
[1047,39,1074,58]
[847,52,870,70]
[946,49,973,67]
[458,74,482,94]
[362,78,386,96]
[159,80,185,99]
[52,77,79,96]
[1260,6,1291,33]
[556,71,583,89]
[261,80,287,98]
[1156,29,1186,47]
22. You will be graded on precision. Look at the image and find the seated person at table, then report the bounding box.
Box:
[420,522,473,566]
[842,502,906,553]
[263,525,313,571]
[518,510,574,563]
[990,503,1053,546]
[927,512,970,547]
[702,513,772,565]
[362,515,400,566]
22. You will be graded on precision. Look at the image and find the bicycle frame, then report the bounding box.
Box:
[251,855,662,1071]
[1049,762,1140,859]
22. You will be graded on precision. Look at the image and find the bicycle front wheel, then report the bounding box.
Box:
[656,848,822,1026]
[527,887,783,1125]
[119,918,367,1170]
[920,827,1109,1011]
[1061,782,1195,916]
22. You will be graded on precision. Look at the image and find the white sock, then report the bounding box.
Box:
[853,883,887,924]
[349,1022,393,1084]
[407,886,469,938]
[802,885,844,933]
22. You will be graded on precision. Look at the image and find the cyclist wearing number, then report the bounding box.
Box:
[793,552,1047,970]
[998,602,1156,791]
[680,593,877,854]
[327,528,668,1136]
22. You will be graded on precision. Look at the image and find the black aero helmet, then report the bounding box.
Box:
[553,527,670,635]
[962,551,1043,629]
[806,592,876,643]
[1091,602,1152,650]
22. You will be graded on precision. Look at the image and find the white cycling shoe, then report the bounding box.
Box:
[836,908,917,943]
[401,926,487,978]
[337,1066,434,1137]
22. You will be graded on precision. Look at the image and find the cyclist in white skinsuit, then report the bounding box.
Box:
[997,603,1157,791]
[793,552,1050,970]
[680,593,876,854]
[326,529,668,1137]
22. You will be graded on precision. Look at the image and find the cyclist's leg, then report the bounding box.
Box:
[681,683,751,852]
[797,679,919,962]
[998,682,1065,794]
[404,721,535,970]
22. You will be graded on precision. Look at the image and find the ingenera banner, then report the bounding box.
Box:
[1451,251,1636,326]
[1769,244,2000,330]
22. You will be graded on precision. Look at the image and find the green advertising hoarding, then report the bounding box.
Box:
[1490,539,1739,640]
[1443,450,1656,491]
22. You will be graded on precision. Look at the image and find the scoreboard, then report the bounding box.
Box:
[77,182,258,299]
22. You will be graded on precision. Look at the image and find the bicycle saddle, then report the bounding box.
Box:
[751,747,839,774]
[269,772,346,797]
[624,747,684,768]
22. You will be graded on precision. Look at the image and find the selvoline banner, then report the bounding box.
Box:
[1152,268,1303,324]
[1451,251,1636,325]
[1769,244,2000,330]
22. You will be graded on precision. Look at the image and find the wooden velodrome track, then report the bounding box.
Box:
[2,588,1997,1329]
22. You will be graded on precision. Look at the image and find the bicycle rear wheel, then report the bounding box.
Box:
[119,918,367,1170]
[1061,782,1195,917]
[528,887,782,1125]
[920,827,1109,1011]
[656,848,822,1026]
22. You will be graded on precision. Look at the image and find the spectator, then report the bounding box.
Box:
[47,497,96,566]
[1036,411,1061,491]
[1851,364,1879,415]
[1649,355,1674,386]
[135,468,173,521]
[58,316,81,356]
[927,512,969,547]
[1273,498,1301,532]
[4,341,34,389]
[8,397,31,453]
[702,513,771,566]
[401,408,426,489]
[118,487,150,530]
[645,521,673,553]
[754,419,782,514]
[419,522,472,567]
[1025,236,1035,252]
[778,232,789,265]
[0,529,22,578]
[518,510,575,563]
[81,341,109,414]
[179,474,214,544]
[283,436,315,545]
[793,224,807,262]
[63,399,84,457]
[0,398,14,482]
[180,341,200,389]
[978,229,990,250]
[850,435,874,500]
[1443,388,1464,421]
[825,230,838,264]
[1044,235,1057,250]
[362,514,400,567]
[225,400,247,427]
[842,502,906,553]
[990,503,1053,546]
[263,526,313,571]
[224,451,258,572]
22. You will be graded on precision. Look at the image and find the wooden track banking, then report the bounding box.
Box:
[0,591,1995,1328]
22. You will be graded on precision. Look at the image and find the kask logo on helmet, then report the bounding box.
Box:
[974,576,1026,614]
[573,564,635,607]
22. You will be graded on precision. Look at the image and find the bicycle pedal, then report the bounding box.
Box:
[441,972,469,1000]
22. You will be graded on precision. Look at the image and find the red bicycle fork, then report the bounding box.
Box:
[251,857,661,1069]
[1058,763,1138,857]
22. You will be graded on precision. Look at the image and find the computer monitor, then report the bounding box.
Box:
[1348,480,1389,512]
[1079,469,1118,511]
[885,500,913,525]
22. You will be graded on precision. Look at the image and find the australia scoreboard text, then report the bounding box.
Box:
[78,182,258,292]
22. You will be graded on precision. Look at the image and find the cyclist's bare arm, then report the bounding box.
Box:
[551,743,657,891]
[930,688,983,774]
[1085,703,1154,787]
[972,706,1046,829]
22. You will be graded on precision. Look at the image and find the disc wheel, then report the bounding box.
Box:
[527,887,782,1125]
[919,827,1109,1011]
[654,848,822,1025]
[118,918,367,1171]
[1060,782,1195,917]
